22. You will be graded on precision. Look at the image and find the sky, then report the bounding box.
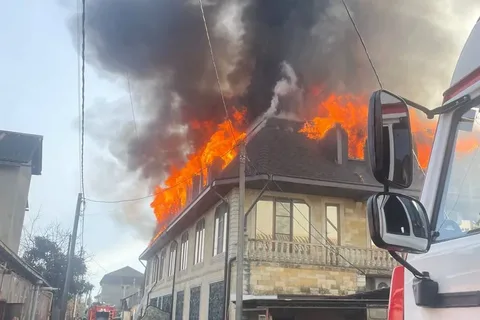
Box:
[0,0,148,291]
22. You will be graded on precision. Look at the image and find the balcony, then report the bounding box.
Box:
[246,238,400,272]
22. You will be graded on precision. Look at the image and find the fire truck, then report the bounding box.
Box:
[86,304,116,320]
[365,16,480,319]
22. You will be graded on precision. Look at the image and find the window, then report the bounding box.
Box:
[149,298,158,307]
[275,200,291,241]
[189,286,201,320]
[433,107,480,242]
[208,281,224,320]
[175,291,184,320]
[150,258,158,283]
[256,200,274,239]
[168,242,177,277]
[255,198,310,242]
[326,204,340,245]
[180,232,189,271]
[162,294,173,312]
[194,219,205,264]
[213,204,228,256]
[158,250,166,280]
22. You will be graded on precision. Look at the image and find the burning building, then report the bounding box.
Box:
[76,0,480,319]
[137,113,425,320]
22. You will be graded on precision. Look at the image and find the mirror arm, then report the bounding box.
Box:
[402,98,435,119]
[389,251,441,308]
[403,94,472,119]
[388,250,426,279]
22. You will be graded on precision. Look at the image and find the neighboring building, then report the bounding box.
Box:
[99,267,144,309]
[137,118,424,320]
[0,130,42,254]
[0,130,53,320]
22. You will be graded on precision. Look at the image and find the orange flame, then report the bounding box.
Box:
[149,92,480,242]
[299,93,437,169]
[300,94,368,159]
[150,108,247,231]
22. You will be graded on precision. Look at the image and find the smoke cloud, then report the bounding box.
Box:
[73,0,479,231]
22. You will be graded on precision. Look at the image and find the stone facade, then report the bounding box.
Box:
[142,187,393,319]
[248,262,358,296]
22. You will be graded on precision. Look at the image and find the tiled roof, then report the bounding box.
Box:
[220,117,425,190]
[0,130,43,175]
[140,117,425,259]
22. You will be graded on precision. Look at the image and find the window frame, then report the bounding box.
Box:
[151,257,158,283]
[194,219,206,264]
[179,232,189,271]
[325,203,340,245]
[254,197,311,242]
[168,242,177,277]
[213,204,228,256]
[158,249,166,280]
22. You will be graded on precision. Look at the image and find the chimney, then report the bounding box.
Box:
[335,124,348,165]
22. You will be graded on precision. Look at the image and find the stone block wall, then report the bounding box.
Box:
[248,261,360,296]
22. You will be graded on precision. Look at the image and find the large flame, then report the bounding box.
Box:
[299,93,437,169]
[150,108,247,231]
[149,92,480,242]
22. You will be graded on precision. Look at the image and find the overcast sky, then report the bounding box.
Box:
[0,0,149,292]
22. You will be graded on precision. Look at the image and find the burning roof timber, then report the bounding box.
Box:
[140,116,425,259]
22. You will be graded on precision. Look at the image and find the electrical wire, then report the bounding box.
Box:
[269,181,366,275]
[198,0,238,141]
[80,0,86,198]
[126,72,139,140]
[340,0,383,90]
[245,156,367,274]
[85,121,268,204]
[88,0,248,205]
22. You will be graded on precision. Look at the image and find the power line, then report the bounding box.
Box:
[85,120,269,204]
[85,136,247,204]
[341,0,383,90]
[80,0,86,197]
[85,139,240,204]
[126,72,139,139]
[269,180,366,275]
[76,0,82,193]
[198,0,237,141]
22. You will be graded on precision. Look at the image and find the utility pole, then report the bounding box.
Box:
[60,193,83,320]
[236,142,246,320]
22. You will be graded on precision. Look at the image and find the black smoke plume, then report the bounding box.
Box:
[78,0,479,192]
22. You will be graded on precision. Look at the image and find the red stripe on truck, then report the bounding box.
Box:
[443,66,480,102]
[388,266,405,320]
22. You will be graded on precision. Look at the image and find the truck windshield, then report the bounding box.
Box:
[435,107,480,242]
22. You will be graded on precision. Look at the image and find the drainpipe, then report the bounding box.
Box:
[43,291,54,320]
[30,280,43,320]
[224,257,236,320]
[222,202,230,320]
[169,240,178,320]
[212,188,231,320]
[39,288,58,320]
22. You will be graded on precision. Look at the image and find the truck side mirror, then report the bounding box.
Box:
[368,90,414,189]
[367,192,431,254]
